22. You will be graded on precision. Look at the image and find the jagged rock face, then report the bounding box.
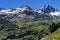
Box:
[40,5,56,13]
[20,5,32,10]
[39,13,54,20]
[0,5,60,20]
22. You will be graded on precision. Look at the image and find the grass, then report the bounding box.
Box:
[44,28,60,40]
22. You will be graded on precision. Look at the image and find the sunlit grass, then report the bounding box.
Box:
[44,28,60,40]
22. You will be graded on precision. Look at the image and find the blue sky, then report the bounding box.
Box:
[0,0,60,10]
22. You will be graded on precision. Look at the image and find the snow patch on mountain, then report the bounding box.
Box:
[0,5,60,20]
[50,11,60,16]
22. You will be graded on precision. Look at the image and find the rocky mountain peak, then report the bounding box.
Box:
[20,5,32,10]
[40,4,56,13]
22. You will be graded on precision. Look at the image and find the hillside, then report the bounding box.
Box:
[41,21,60,40]
[0,5,60,40]
[43,28,60,40]
[0,18,19,39]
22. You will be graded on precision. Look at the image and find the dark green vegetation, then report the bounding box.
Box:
[0,17,60,40]
[44,22,60,40]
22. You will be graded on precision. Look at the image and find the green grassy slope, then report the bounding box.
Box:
[44,28,60,40]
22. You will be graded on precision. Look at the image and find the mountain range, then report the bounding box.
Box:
[0,5,60,20]
[0,4,60,40]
